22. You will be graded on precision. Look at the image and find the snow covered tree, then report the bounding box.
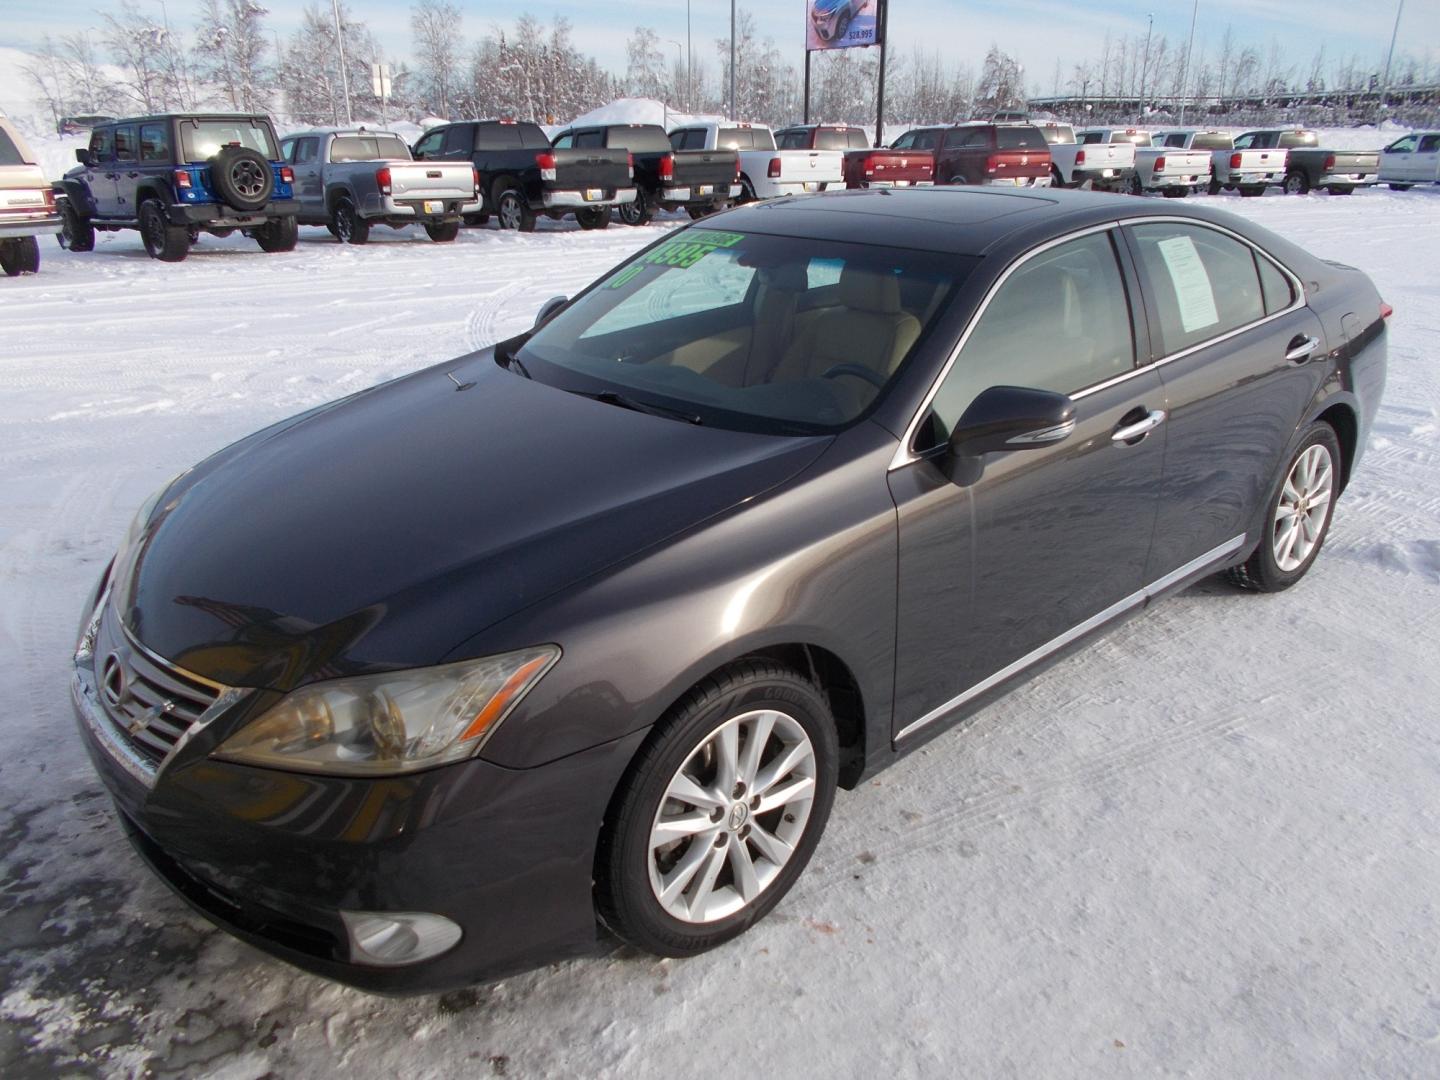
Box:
[410,0,462,119]
[625,27,666,99]
[196,0,272,112]
[975,45,1024,115]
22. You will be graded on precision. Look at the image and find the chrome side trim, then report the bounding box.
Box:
[894,532,1247,743]
[889,216,1309,470]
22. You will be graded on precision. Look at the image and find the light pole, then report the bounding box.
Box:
[1138,11,1154,120]
[1377,0,1405,121]
[1178,0,1200,126]
[686,0,693,117]
[730,0,737,120]
[331,0,353,125]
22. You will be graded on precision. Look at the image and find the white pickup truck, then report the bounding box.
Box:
[1112,129,1213,196]
[0,116,61,275]
[1153,129,1286,197]
[1047,126,1135,189]
[668,121,844,201]
[1379,130,1440,190]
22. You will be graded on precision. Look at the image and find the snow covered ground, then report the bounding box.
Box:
[1,182,1438,1079]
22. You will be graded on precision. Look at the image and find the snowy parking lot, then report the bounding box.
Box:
[2,187,1438,1078]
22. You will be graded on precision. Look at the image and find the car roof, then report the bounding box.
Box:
[99,113,274,125]
[693,186,1276,259]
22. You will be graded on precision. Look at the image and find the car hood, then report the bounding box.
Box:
[119,355,829,691]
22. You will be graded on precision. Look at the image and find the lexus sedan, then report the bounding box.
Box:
[73,187,1388,992]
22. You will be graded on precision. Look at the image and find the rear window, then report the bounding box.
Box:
[1190,132,1232,151]
[0,128,27,166]
[1277,131,1319,148]
[996,127,1046,150]
[815,128,866,150]
[328,135,411,162]
[606,126,670,152]
[1114,131,1152,146]
[718,127,773,150]
[180,119,277,162]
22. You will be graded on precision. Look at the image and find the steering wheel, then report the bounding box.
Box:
[820,363,886,390]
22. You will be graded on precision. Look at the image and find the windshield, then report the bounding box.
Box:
[329,135,411,161]
[181,119,277,162]
[517,229,970,435]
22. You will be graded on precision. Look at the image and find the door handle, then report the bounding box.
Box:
[1111,409,1167,443]
[1285,334,1320,363]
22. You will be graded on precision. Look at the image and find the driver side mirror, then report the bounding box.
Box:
[944,385,1075,484]
[75,148,96,167]
[533,295,568,331]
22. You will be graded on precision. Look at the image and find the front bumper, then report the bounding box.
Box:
[169,200,301,227]
[72,613,646,994]
[540,187,637,210]
[0,210,62,239]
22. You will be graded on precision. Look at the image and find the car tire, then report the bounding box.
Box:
[1282,171,1310,195]
[1388,183,1413,191]
[736,178,758,204]
[1162,186,1188,198]
[57,200,95,252]
[0,236,40,276]
[1326,185,1354,195]
[1049,166,1067,189]
[950,174,970,186]
[1128,173,1145,196]
[208,146,274,212]
[595,660,839,958]
[1207,177,1223,195]
[574,207,610,230]
[685,204,716,220]
[1226,422,1342,593]
[332,198,369,245]
[495,185,536,232]
[255,215,299,252]
[617,188,654,226]
[462,212,490,227]
[424,220,461,242]
[1238,185,1266,197]
[139,199,190,262]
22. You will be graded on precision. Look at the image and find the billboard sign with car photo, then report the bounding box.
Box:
[806,0,884,51]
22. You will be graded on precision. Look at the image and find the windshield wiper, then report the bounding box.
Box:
[589,390,703,425]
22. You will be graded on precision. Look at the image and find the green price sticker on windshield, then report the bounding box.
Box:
[608,231,745,288]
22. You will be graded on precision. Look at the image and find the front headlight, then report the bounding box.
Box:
[213,646,560,776]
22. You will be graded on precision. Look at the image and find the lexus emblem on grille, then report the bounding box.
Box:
[101,653,127,709]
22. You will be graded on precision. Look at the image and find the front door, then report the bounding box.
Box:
[85,126,120,217]
[112,124,140,217]
[888,228,1166,740]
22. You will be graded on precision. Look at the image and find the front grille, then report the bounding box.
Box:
[93,609,223,771]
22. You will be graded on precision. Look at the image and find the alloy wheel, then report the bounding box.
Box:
[231,159,267,199]
[647,709,816,924]
[499,192,522,230]
[1272,444,1334,571]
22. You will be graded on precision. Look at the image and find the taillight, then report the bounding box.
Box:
[536,151,556,181]
[43,187,56,209]
[1324,153,1336,170]
[1380,301,1394,319]
[279,166,294,184]
[863,154,875,177]
[734,157,741,181]
[1230,152,1242,169]
[375,166,391,195]
[628,151,635,180]
[1153,155,1165,171]
[659,153,674,180]
[473,166,481,195]
[768,157,781,179]
[173,168,192,189]
[1075,149,1086,165]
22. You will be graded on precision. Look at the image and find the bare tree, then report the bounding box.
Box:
[411,0,462,118]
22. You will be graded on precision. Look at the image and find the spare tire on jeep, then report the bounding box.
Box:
[208,146,274,212]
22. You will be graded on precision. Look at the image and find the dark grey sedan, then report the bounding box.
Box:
[72,187,1388,992]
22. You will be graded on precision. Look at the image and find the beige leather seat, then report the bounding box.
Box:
[770,265,922,385]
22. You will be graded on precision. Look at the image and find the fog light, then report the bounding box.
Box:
[340,910,462,967]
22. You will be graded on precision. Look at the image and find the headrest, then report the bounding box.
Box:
[839,265,902,314]
[759,262,809,292]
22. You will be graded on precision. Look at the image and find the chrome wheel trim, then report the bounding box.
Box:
[647,709,816,925]
[498,192,521,229]
[1273,443,1334,571]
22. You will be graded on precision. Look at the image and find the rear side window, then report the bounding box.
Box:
[518,125,551,149]
[945,128,988,149]
[474,124,518,150]
[1255,253,1295,315]
[1419,134,1440,153]
[606,126,670,153]
[1128,222,1268,354]
[925,231,1135,442]
[139,123,170,162]
[0,128,26,165]
[1163,133,1188,148]
[997,127,1046,149]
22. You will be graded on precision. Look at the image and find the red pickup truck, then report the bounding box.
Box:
[893,123,1052,188]
[775,124,935,189]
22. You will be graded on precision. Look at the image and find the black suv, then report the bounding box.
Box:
[55,113,300,262]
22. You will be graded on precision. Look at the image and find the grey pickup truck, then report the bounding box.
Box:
[413,119,635,232]
[280,128,478,243]
[1235,129,1381,196]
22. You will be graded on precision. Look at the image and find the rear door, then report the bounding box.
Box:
[1414,133,1440,181]
[889,228,1166,739]
[1121,220,1328,579]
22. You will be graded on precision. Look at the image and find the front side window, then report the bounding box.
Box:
[891,132,915,150]
[1128,222,1269,355]
[180,120,277,161]
[114,126,137,162]
[1384,135,1416,153]
[89,128,114,161]
[413,129,444,158]
[296,138,320,164]
[139,122,170,162]
[922,231,1135,447]
[553,132,574,149]
[443,125,476,154]
[517,230,970,434]
[1232,133,1255,150]
[573,130,604,149]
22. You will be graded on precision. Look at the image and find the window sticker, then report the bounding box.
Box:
[608,231,745,288]
[1156,235,1219,333]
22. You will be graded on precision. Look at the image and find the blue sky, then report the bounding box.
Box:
[3,0,1433,88]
